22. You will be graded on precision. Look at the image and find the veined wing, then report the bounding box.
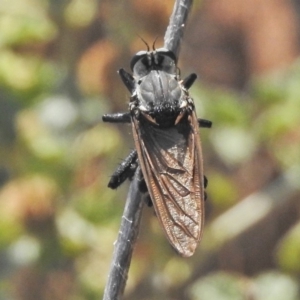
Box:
[132,111,205,257]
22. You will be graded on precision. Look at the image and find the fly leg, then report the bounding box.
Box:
[118,68,135,93]
[102,112,131,123]
[198,119,212,128]
[108,150,138,189]
[204,175,208,200]
[102,68,135,123]
[103,111,135,188]
[182,73,212,129]
[102,66,134,187]
[182,73,197,90]
[110,157,152,207]
[103,102,212,130]
[197,114,212,197]
[136,167,152,207]
[198,117,211,197]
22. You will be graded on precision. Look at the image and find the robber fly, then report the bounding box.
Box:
[102,45,212,257]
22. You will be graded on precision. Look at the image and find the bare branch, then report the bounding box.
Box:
[103,169,144,300]
[164,0,193,58]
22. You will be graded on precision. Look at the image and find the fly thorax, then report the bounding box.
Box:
[148,101,182,127]
[136,71,184,127]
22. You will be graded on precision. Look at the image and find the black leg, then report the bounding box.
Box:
[204,176,208,201]
[145,195,153,207]
[108,150,138,189]
[182,74,212,129]
[135,167,147,194]
[135,166,153,206]
[118,68,135,93]
[103,115,211,127]
[102,112,131,123]
[198,118,212,128]
[182,73,197,90]
[204,175,208,188]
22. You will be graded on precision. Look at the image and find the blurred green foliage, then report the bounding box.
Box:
[0,0,300,300]
[189,271,299,300]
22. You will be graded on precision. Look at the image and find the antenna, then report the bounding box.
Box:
[138,35,150,52]
[152,36,158,50]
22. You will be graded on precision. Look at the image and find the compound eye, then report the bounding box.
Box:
[130,51,147,71]
[132,58,151,78]
[154,48,177,73]
[130,48,177,76]
[155,48,177,63]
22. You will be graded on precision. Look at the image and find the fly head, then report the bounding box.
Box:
[130,48,177,78]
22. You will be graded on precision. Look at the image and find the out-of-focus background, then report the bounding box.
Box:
[0,0,300,299]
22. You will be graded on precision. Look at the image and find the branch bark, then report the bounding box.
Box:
[164,0,193,58]
[103,169,144,300]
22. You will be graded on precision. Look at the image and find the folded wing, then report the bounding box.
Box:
[132,112,205,257]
